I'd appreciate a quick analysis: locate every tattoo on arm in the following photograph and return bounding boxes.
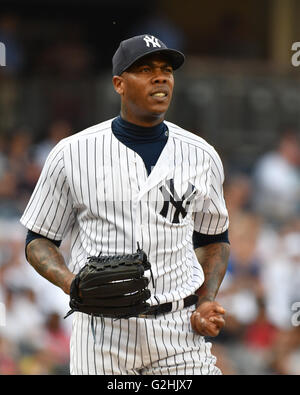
[194,242,230,304]
[26,238,74,295]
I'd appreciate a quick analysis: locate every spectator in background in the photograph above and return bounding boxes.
[0,169,18,217]
[0,127,40,217]
[270,326,300,375]
[0,287,44,351]
[217,296,280,375]
[221,175,262,328]
[261,230,300,330]
[243,298,278,366]
[218,212,263,326]
[224,173,253,220]
[0,135,7,179]
[6,128,33,174]
[7,129,40,202]
[41,311,70,373]
[252,130,300,225]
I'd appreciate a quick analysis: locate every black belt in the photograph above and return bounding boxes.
[139,294,198,317]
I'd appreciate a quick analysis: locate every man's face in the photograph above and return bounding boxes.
[113,53,174,125]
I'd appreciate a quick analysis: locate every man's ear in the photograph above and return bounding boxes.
[112,76,124,95]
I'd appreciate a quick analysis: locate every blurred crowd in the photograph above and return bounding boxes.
[213,129,300,375]
[0,120,73,374]
[0,117,299,375]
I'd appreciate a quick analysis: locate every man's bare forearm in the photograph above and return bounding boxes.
[26,238,75,295]
[194,242,230,305]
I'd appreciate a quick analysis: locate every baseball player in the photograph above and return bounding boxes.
[20,34,230,375]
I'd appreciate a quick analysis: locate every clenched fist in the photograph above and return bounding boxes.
[191,301,226,337]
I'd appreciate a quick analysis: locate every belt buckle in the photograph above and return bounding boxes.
[138,314,148,318]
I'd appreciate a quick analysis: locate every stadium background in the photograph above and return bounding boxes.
[0,0,299,375]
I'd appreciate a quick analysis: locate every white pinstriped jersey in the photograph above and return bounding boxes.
[20,118,229,374]
[20,118,229,307]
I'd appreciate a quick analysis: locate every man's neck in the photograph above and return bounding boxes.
[120,109,164,128]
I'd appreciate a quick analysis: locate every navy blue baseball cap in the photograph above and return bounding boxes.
[112,34,185,76]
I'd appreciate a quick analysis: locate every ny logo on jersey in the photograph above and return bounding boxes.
[143,35,161,48]
[159,179,196,223]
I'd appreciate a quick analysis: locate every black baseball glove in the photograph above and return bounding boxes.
[65,247,152,319]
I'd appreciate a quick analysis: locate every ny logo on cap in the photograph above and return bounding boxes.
[143,35,161,48]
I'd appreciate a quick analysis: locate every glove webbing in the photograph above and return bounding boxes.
[64,243,157,321]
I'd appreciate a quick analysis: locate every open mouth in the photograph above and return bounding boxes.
[151,92,168,98]
[150,90,169,101]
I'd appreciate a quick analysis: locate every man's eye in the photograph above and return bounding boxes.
[141,67,151,72]
[165,67,173,73]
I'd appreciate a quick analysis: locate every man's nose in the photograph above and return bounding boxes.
[152,69,167,84]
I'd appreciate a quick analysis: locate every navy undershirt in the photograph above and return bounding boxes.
[25,115,229,251]
[111,115,168,175]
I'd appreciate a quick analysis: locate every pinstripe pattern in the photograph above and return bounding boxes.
[70,308,221,375]
[20,118,228,375]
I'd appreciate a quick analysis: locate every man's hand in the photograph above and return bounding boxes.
[190,301,226,337]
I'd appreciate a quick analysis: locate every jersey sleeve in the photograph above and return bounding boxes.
[20,141,75,241]
[193,147,229,235]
